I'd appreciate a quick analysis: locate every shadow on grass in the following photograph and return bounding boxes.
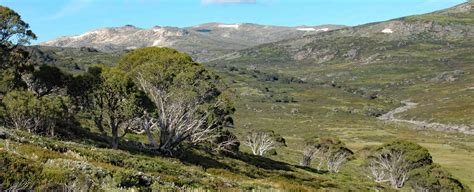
[295,165,329,174]
[58,127,292,173]
[176,149,232,170]
[230,152,292,171]
[59,125,162,156]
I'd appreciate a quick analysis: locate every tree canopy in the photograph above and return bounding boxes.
[118,47,235,152]
[118,47,193,72]
[0,6,36,47]
[365,140,435,189]
[89,65,142,149]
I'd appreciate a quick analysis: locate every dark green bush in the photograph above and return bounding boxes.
[117,169,153,189]
[0,152,42,190]
[410,164,469,192]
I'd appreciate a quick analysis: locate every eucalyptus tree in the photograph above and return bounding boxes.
[89,65,142,149]
[3,90,69,136]
[243,129,286,156]
[366,140,433,189]
[0,6,36,95]
[119,47,235,153]
[244,131,276,156]
[0,6,36,48]
[300,136,353,173]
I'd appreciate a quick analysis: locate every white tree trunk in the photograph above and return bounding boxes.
[243,131,276,156]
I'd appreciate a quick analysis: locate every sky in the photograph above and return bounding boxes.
[0,0,467,43]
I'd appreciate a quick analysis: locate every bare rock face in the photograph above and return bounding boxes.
[40,23,345,62]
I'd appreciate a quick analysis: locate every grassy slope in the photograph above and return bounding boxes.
[0,126,380,191]
[16,2,474,189]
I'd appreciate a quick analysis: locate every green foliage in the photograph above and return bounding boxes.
[118,47,235,151]
[409,164,469,192]
[0,6,36,72]
[120,47,227,107]
[3,90,39,131]
[89,65,142,149]
[364,140,444,189]
[116,169,153,189]
[212,129,240,155]
[66,69,101,109]
[30,65,69,97]
[0,69,25,95]
[372,140,433,169]
[0,151,42,190]
[2,90,71,136]
[0,6,36,47]
[301,136,353,172]
[118,47,193,72]
[124,48,223,102]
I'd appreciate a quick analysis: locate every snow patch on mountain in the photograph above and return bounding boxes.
[382,28,394,34]
[152,39,162,46]
[218,24,239,29]
[71,31,101,39]
[316,28,329,32]
[296,28,316,31]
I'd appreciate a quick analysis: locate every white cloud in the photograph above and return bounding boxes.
[202,0,256,5]
[49,0,92,20]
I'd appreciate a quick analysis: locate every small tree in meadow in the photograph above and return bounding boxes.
[365,140,433,189]
[300,136,353,173]
[243,130,286,156]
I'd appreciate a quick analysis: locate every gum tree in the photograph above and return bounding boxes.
[244,131,276,156]
[119,47,235,154]
[243,130,286,156]
[90,65,142,149]
[300,136,353,173]
[0,6,36,95]
[366,140,433,189]
[3,90,69,136]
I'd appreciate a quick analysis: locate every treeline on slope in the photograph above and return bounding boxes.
[0,5,470,191]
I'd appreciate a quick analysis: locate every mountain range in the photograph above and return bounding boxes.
[39,23,344,61]
[215,2,473,65]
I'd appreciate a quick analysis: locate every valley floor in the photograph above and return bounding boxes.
[229,82,474,189]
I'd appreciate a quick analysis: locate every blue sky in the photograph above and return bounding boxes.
[0,0,466,43]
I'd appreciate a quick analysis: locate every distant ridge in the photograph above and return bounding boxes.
[40,23,345,61]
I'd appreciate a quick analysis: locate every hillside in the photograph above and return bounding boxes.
[1,126,382,191]
[39,23,344,62]
[204,1,474,187]
[2,2,474,191]
[214,2,473,64]
[211,1,474,132]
